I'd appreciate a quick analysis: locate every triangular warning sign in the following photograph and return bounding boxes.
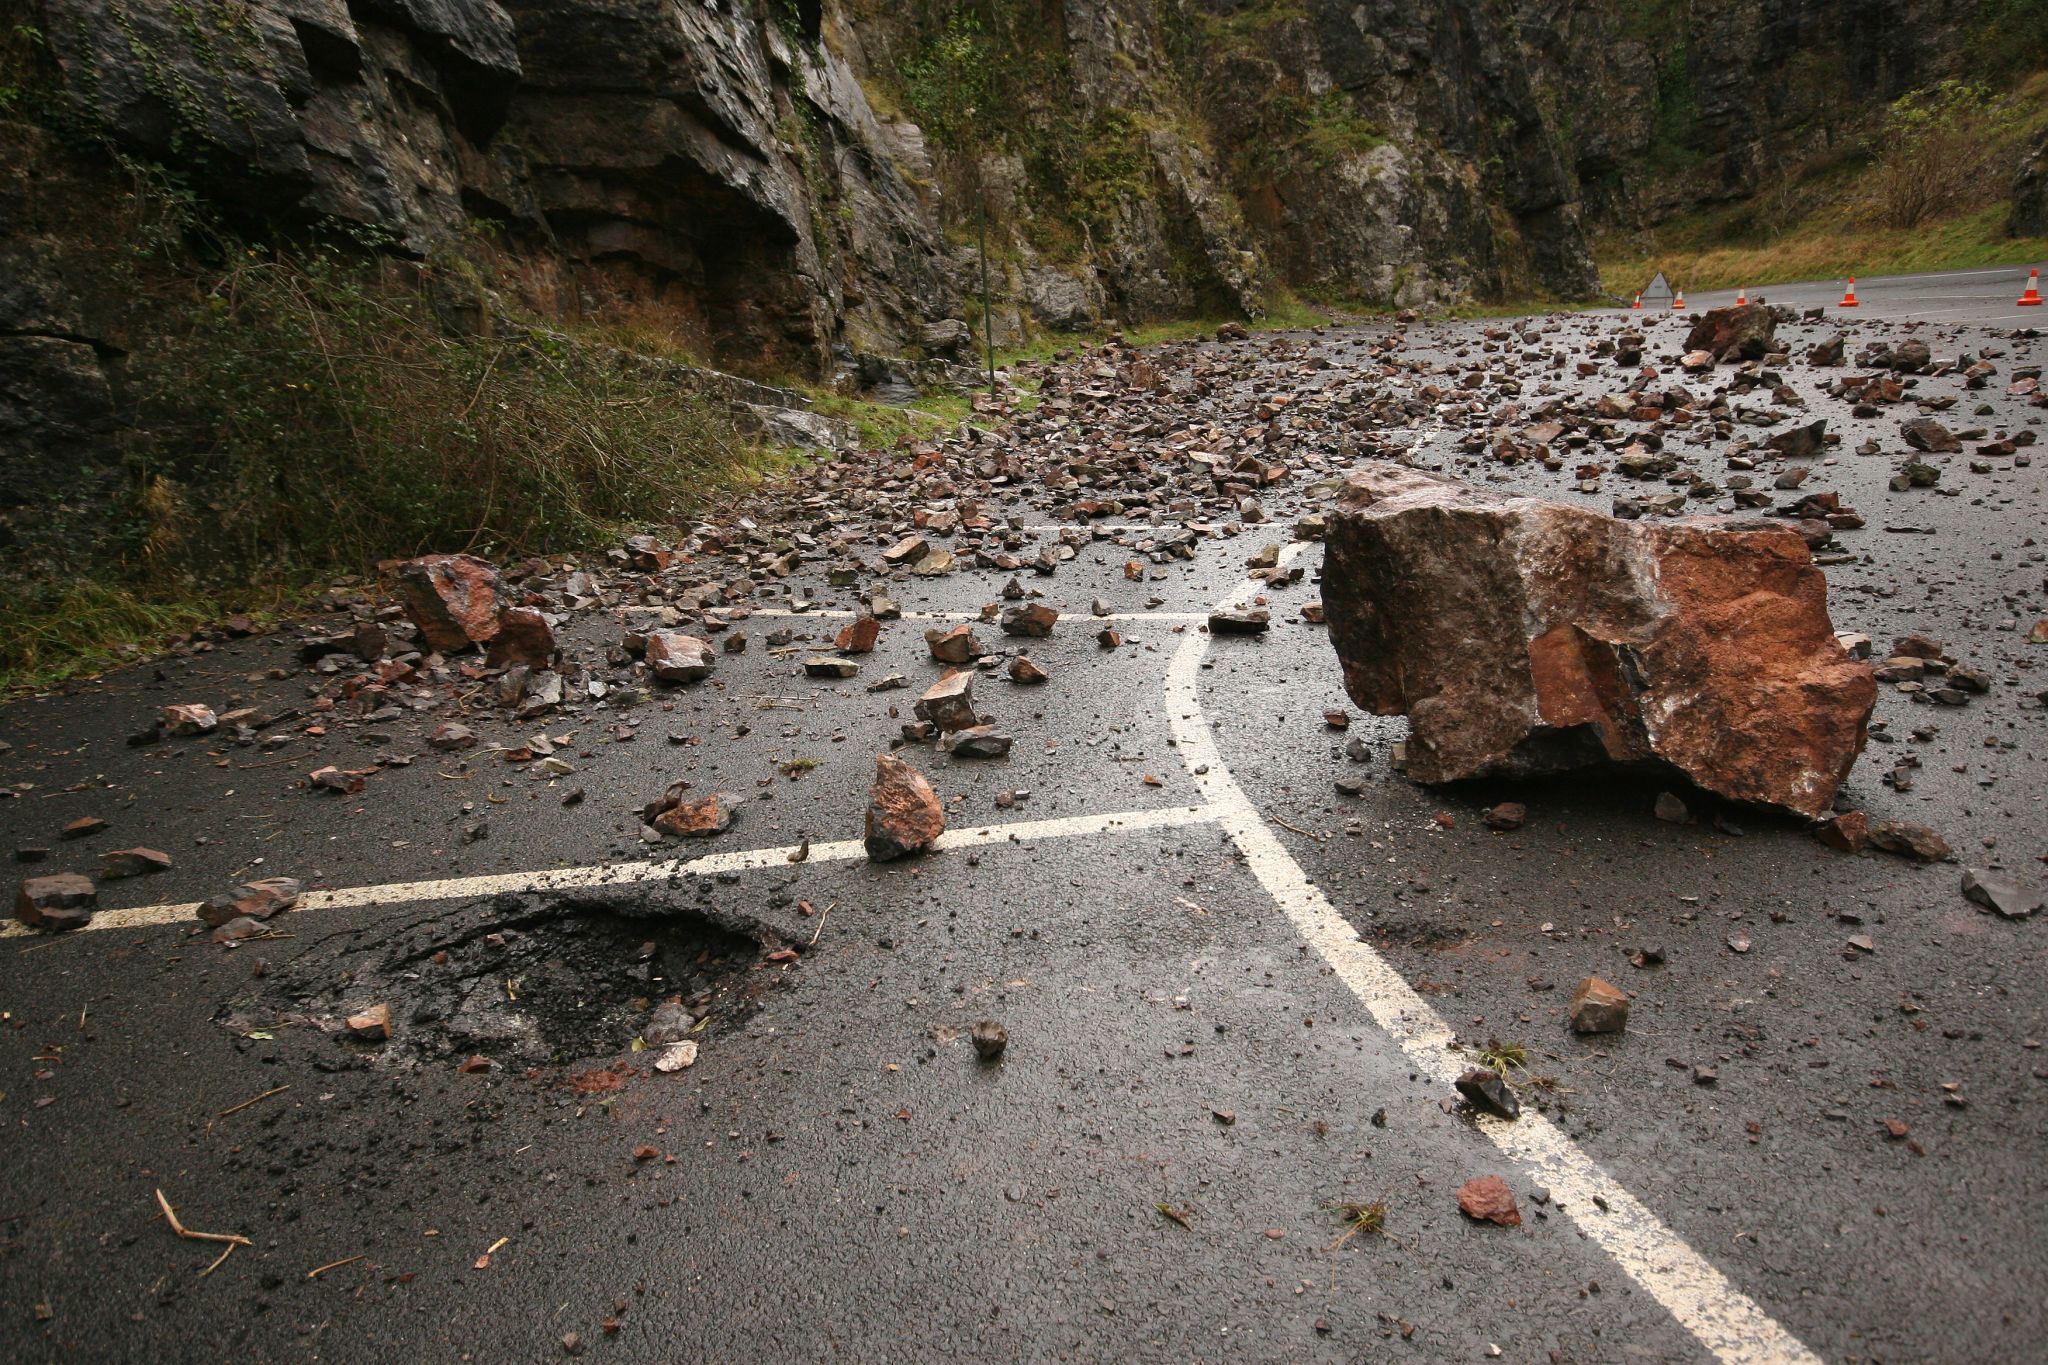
[1641,271,1673,305]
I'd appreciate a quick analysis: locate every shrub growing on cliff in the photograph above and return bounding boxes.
[1868,81,2026,229]
[128,251,746,579]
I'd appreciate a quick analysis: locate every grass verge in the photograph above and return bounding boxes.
[1598,203,2048,297]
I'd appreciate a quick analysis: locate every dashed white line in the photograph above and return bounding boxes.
[1164,544,1822,1365]
[4,804,1218,940]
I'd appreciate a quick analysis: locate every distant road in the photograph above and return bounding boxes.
[1627,262,2047,328]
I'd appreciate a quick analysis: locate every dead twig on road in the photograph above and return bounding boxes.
[217,1084,291,1118]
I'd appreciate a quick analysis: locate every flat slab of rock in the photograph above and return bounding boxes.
[1962,868,2039,918]
[1322,465,1875,819]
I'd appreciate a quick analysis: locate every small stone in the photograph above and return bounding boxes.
[1208,609,1270,635]
[1455,1067,1520,1120]
[98,847,172,879]
[1323,709,1349,729]
[645,632,715,684]
[654,793,740,838]
[15,873,96,930]
[971,1019,1008,1060]
[61,816,106,840]
[428,722,479,751]
[653,1040,699,1072]
[347,1004,391,1040]
[866,754,945,862]
[913,672,979,732]
[1961,869,2041,919]
[161,703,218,736]
[1456,1175,1522,1227]
[1653,792,1689,824]
[398,553,502,653]
[938,725,1013,759]
[198,877,302,928]
[1096,626,1121,648]
[485,607,556,670]
[644,1000,696,1045]
[1568,977,1630,1034]
[1869,821,1951,862]
[881,534,928,566]
[307,765,364,795]
[1008,656,1049,685]
[1001,603,1058,637]
[925,624,985,664]
[1483,802,1526,831]
[804,656,860,679]
[1814,810,1869,853]
[835,616,882,654]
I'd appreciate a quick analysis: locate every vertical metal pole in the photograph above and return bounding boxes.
[978,191,996,395]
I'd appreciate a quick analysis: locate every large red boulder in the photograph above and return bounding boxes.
[398,554,503,654]
[1322,465,1874,820]
[1683,303,1776,362]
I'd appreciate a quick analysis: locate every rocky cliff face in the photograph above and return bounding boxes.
[1514,0,2001,227]
[29,0,955,374]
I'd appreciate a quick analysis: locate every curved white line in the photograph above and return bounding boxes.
[1165,542,1821,1365]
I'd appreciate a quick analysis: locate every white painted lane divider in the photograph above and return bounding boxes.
[748,607,1207,623]
[1164,544,1822,1365]
[3,804,1218,941]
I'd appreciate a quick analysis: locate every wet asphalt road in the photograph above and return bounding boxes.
[1,284,2044,1364]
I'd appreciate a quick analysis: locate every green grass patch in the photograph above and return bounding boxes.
[1598,202,2048,297]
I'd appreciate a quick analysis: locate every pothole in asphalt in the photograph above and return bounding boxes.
[219,894,794,1071]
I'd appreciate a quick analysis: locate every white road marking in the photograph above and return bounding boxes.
[748,607,1207,623]
[3,804,1218,940]
[1163,544,1823,1365]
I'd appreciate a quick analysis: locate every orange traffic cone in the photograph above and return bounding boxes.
[1736,286,1748,306]
[1632,293,1643,310]
[2019,268,2044,306]
[1671,289,1686,311]
[1839,276,1860,308]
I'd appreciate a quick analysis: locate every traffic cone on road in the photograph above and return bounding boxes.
[2019,268,2044,306]
[1736,286,1748,306]
[1671,289,1686,311]
[1839,276,1860,308]
[1632,293,1642,310]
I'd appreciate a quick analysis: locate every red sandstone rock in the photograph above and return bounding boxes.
[1456,1176,1521,1227]
[654,792,739,838]
[865,754,944,862]
[645,631,715,684]
[16,873,96,930]
[925,624,985,664]
[399,554,503,653]
[1683,304,1776,362]
[1322,465,1874,820]
[835,616,882,654]
[486,606,557,670]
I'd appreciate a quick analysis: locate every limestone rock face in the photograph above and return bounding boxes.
[1322,466,1875,820]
